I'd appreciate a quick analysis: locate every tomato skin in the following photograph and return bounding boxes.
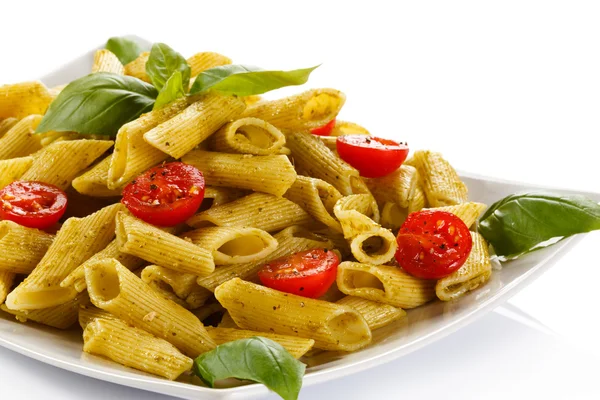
[336,135,409,178]
[0,181,68,230]
[310,119,336,136]
[121,162,205,227]
[394,210,472,279]
[258,249,340,298]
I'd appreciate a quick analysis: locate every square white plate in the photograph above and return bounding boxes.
[1,37,598,400]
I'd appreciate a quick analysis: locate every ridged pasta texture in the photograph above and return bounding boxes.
[426,202,487,229]
[364,165,418,209]
[0,156,34,189]
[1,293,88,329]
[215,278,372,351]
[141,265,212,310]
[0,115,43,160]
[83,318,193,380]
[91,49,125,74]
[123,52,150,82]
[187,52,232,77]
[336,296,406,330]
[0,81,53,119]
[72,156,122,197]
[84,258,216,357]
[211,117,286,155]
[78,304,120,329]
[0,221,54,274]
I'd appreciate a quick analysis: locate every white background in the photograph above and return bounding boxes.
[1,0,599,399]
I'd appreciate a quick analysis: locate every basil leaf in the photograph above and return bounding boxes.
[189,64,319,96]
[193,337,305,400]
[146,43,190,91]
[153,71,186,110]
[478,192,600,258]
[105,36,147,65]
[36,72,157,137]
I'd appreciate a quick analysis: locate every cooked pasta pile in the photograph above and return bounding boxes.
[0,47,492,382]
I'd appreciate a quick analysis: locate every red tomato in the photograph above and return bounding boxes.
[336,135,409,178]
[394,210,472,279]
[310,119,336,136]
[121,162,205,227]
[0,181,68,230]
[258,248,340,298]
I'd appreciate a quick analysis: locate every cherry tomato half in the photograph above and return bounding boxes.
[310,119,336,136]
[121,162,205,227]
[394,210,472,279]
[0,181,68,230]
[258,248,340,298]
[336,135,409,178]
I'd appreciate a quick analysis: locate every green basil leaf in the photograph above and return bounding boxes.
[146,43,190,91]
[193,337,305,400]
[189,64,319,96]
[153,71,186,110]
[478,192,600,258]
[36,72,157,137]
[105,36,147,65]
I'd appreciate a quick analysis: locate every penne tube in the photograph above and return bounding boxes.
[0,221,54,274]
[408,182,427,213]
[84,258,216,357]
[0,271,14,304]
[72,156,122,197]
[61,238,145,293]
[215,278,371,351]
[241,88,345,132]
[0,117,18,138]
[1,293,87,329]
[206,327,315,359]
[83,318,193,380]
[182,226,278,265]
[329,120,370,136]
[218,311,238,328]
[210,117,286,155]
[91,49,125,74]
[187,192,313,232]
[337,262,436,309]
[116,212,215,277]
[0,156,33,189]
[144,93,245,159]
[286,131,361,196]
[108,98,189,189]
[0,115,43,160]
[426,202,488,229]
[380,202,408,231]
[123,51,151,82]
[187,52,232,77]
[313,228,352,259]
[336,296,406,330]
[436,232,492,301]
[284,175,344,232]
[318,136,338,153]
[196,225,333,291]
[181,150,297,197]
[48,84,67,100]
[200,186,248,211]
[141,265,212,309]
[21,139,114,190]
[364,165,418,209]
[0,81,53,119]
[410,150,468,207]
[4,203,123,310]
[78,304,120,329]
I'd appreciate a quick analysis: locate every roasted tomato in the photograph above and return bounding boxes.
[0,181,68,229]
[336,135,409,178]
[121,162,205,226]
[310,119,336,136]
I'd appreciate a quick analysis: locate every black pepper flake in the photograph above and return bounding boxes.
[299,287,304,291]
[131,180,137,185]
[161,170,168,176]
[150,184,158,190]
[273,306,277,310]
[165,142,170,146]
[150,172,156,180]
[440,244,446,250]
[323,248,329,253]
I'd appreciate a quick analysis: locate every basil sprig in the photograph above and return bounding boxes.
[36,72,157,137]
[194,337,305,400]
[105,36,147,65]
[154,71,186,110]
[189,64,319,96]
[478,192,600,259]
[145,43,190,110]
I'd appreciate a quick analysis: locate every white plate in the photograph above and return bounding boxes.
[1,37,598,400]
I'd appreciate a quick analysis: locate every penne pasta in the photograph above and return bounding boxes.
[241,88,345,132]
[210,117,286,155]
[410,150,468,207]
[141,265,212,309]
[196,225,333,291]
[337,262,436,309]
[116,212,215,277]
[187,52,232,77]
[329,120,370,136]
[0,81,53,119]
[123,51,151,82]
[182,226,278,265]
[83,318,193,380]
[4,203,122,310]
[408,182,427,213]
[215,278,372,351]
[78,304,119,329]
[201,186,248,211]
[217,311,238,328]
[436,232,492,301]
[21,139,114,190]
[379,202,407,231]
[0,271,14,304]
[91,49,125,74]
[72,156,122,197]
[426,202,487,229]
[336,296,406,330]
[84,258,216,357]
[364,165,418,209]
[0,221,54,274]
[284,175,344,232]
[143,93,246,159]
[0,293,87,329]
[0,117,18,138]
[187,192,314,232]
[206,327,315,359]
[181,150,297,196]
[0,115,43,160]
[0,156,33,189]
